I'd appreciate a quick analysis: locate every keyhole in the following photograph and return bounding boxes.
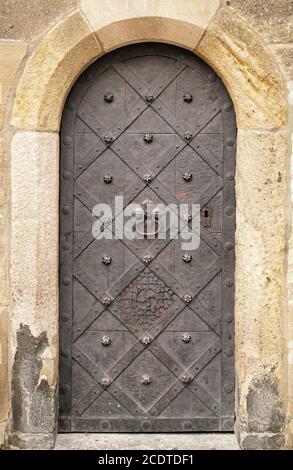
[143,212,159,238]
[203,208,209,217]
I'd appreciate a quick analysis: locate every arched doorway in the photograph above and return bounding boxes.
[59,43,236,433]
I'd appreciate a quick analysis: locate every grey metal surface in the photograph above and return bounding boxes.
[59,43,236,433]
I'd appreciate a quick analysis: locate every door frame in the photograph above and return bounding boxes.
[8,7,289,449]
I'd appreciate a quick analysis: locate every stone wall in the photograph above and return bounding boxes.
[0,0,292,449]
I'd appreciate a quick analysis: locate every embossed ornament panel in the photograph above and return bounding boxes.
[59,44,236,433]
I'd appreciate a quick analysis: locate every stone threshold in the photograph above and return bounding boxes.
[54,433,239,450]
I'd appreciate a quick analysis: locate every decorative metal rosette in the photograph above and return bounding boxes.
[183,294,192,303]
[143,173,152,183]
[182,171,192,182]
[142,253,152,264]
[145,93,154,102]
[181,374,192,384]
[102,256,112,265]
[144,133,153,143]
[101,335,111,346]
[102,297,111,307]
[103,173,113,184]
[104,92,114,103]
[181,333,191,343]
[100,377,112,388]
[141,335,151,345]
[183,93,193,103]
[104,135,113,144]
[184,131,193,141]
[183,213,192,223]
[182,253,192,263]
[142,374,151,385]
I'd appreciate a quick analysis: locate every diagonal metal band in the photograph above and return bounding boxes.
[148,339,221,417]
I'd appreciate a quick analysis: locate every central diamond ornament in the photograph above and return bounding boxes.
[114,268,175,331]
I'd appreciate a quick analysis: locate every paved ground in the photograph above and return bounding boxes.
[54,433,239,450]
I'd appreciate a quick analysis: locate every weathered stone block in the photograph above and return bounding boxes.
[270,46,293,82]
[196,8,287,129]
[0,42,27,129]
[227,0,293,44]
[11,132,59,383]
[0,0,78,40]
[11,12,102,131]
[235,129,287,432]
[81,0,220,31]
[82,0,220,52]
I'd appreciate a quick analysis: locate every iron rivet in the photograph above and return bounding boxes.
[225,206,234,216]
[62,243,70,251]
[182,253,192,263]
[63,171,71,180]
[225,313,233,323]
[226,172,234,181]
[104,174,113,184]
[225,279,233,287]
[226,138,234,147]
[182,333,191,343]
[144,133,153,143]
[62,277,70,286]
[223,418,234,430]
[224,384,233,393]
[104,135,113,144]
[78,164,82,169]
[183,93,193,103]
[102,256,112,265]
[104,92,114,103]
[183,171,192,182]
[101,335,111,346]
[141,420,151,430]
[183,421,192,430]
[225,242,234,251]
[143,173,152,183]
[62,205,70,215]
[142,374,151,384]
[63,137,72,146]
[184,131,193,141]
[225,348,233,357]
[208,73,217,82]
[223,102,232,112]
[145,92,154,102]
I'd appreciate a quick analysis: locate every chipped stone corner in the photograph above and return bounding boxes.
[246,376,286,434]
[235,423,286,450]
[235,374,287,449]
[8,324,57,450]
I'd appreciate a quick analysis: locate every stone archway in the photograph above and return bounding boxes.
[8,3,288,449]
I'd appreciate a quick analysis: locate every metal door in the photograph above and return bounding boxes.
[59,44,236,432]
